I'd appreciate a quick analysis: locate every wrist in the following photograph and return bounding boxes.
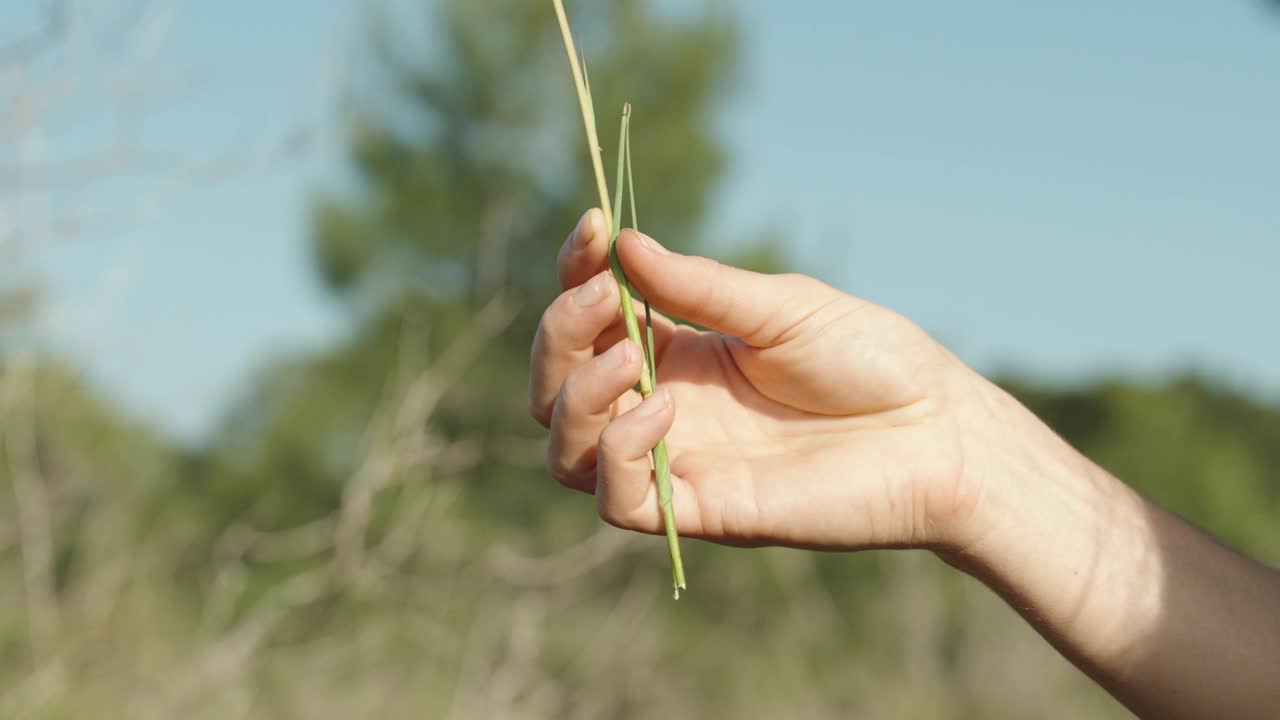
[938,373,1163,672]
[938,372,1106,561]
[935,373,1280,717]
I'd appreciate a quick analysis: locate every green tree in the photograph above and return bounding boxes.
[313,0,737,302]
[196,0,746,539]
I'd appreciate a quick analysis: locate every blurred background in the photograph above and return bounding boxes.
[1,0,1278,717]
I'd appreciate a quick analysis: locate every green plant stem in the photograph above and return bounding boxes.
[614,106,685,597]
[552,3,686,597]
[551,0,613,229]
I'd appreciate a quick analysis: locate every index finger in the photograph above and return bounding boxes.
[557,208,612,291]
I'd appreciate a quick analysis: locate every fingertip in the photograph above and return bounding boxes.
[630,386,673,419]
[579,208,605,250]
[616,228,660,263]
[597,336,643,374]
[570,269,617,309]
[598,388,673,459]
[615,232,822,347]
[632,229,671,255]
[559,209,612,290]
[616,229,685,292]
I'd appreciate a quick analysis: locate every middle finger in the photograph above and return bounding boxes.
[546,338,644,492]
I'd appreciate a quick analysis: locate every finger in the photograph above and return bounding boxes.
[529,270,620,428]
[557,208,611,291]
[615,229,850,348]
[545,339,644,493]
[595,388,677,531]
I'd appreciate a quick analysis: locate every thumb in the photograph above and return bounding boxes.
[615,229,837,348]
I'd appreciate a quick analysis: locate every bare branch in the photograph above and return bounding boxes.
[331,296,516,586]
[487,526,636,588]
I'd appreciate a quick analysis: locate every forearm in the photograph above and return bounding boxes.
[947,380,1280,719]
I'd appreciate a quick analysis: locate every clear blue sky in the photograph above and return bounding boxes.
[15,0,1280,440]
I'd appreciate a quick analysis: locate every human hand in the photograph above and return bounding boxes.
[529,209,1015,553]
[531,210,1280,719]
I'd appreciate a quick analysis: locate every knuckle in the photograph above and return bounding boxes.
[596,423,626,463]
[528,396,551,428]
[536,305,552,339]
[543,442,576,489]
[596,502,624,529]
[557,370,587,412]
[542,290,574,331]
[595,489,633,530]
[533,291,580,352]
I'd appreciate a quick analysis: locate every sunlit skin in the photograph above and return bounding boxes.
[531,209,983,552]
[530,208,1280,720]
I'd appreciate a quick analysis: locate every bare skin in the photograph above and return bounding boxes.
[529,209,1280,719]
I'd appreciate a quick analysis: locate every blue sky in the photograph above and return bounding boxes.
[12,0,1280,440]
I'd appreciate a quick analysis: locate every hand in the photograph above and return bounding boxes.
[531,209,1280,718]
[530,209,994,552]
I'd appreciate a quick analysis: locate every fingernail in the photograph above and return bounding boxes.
[598,340,634,370]
[574,210,597,250]
[573,272,611,307]
[632,388,670,417]
[635,231,670,255]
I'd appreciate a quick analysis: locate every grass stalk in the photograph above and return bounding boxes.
[551,1,686,597]
[551,0,613,230]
